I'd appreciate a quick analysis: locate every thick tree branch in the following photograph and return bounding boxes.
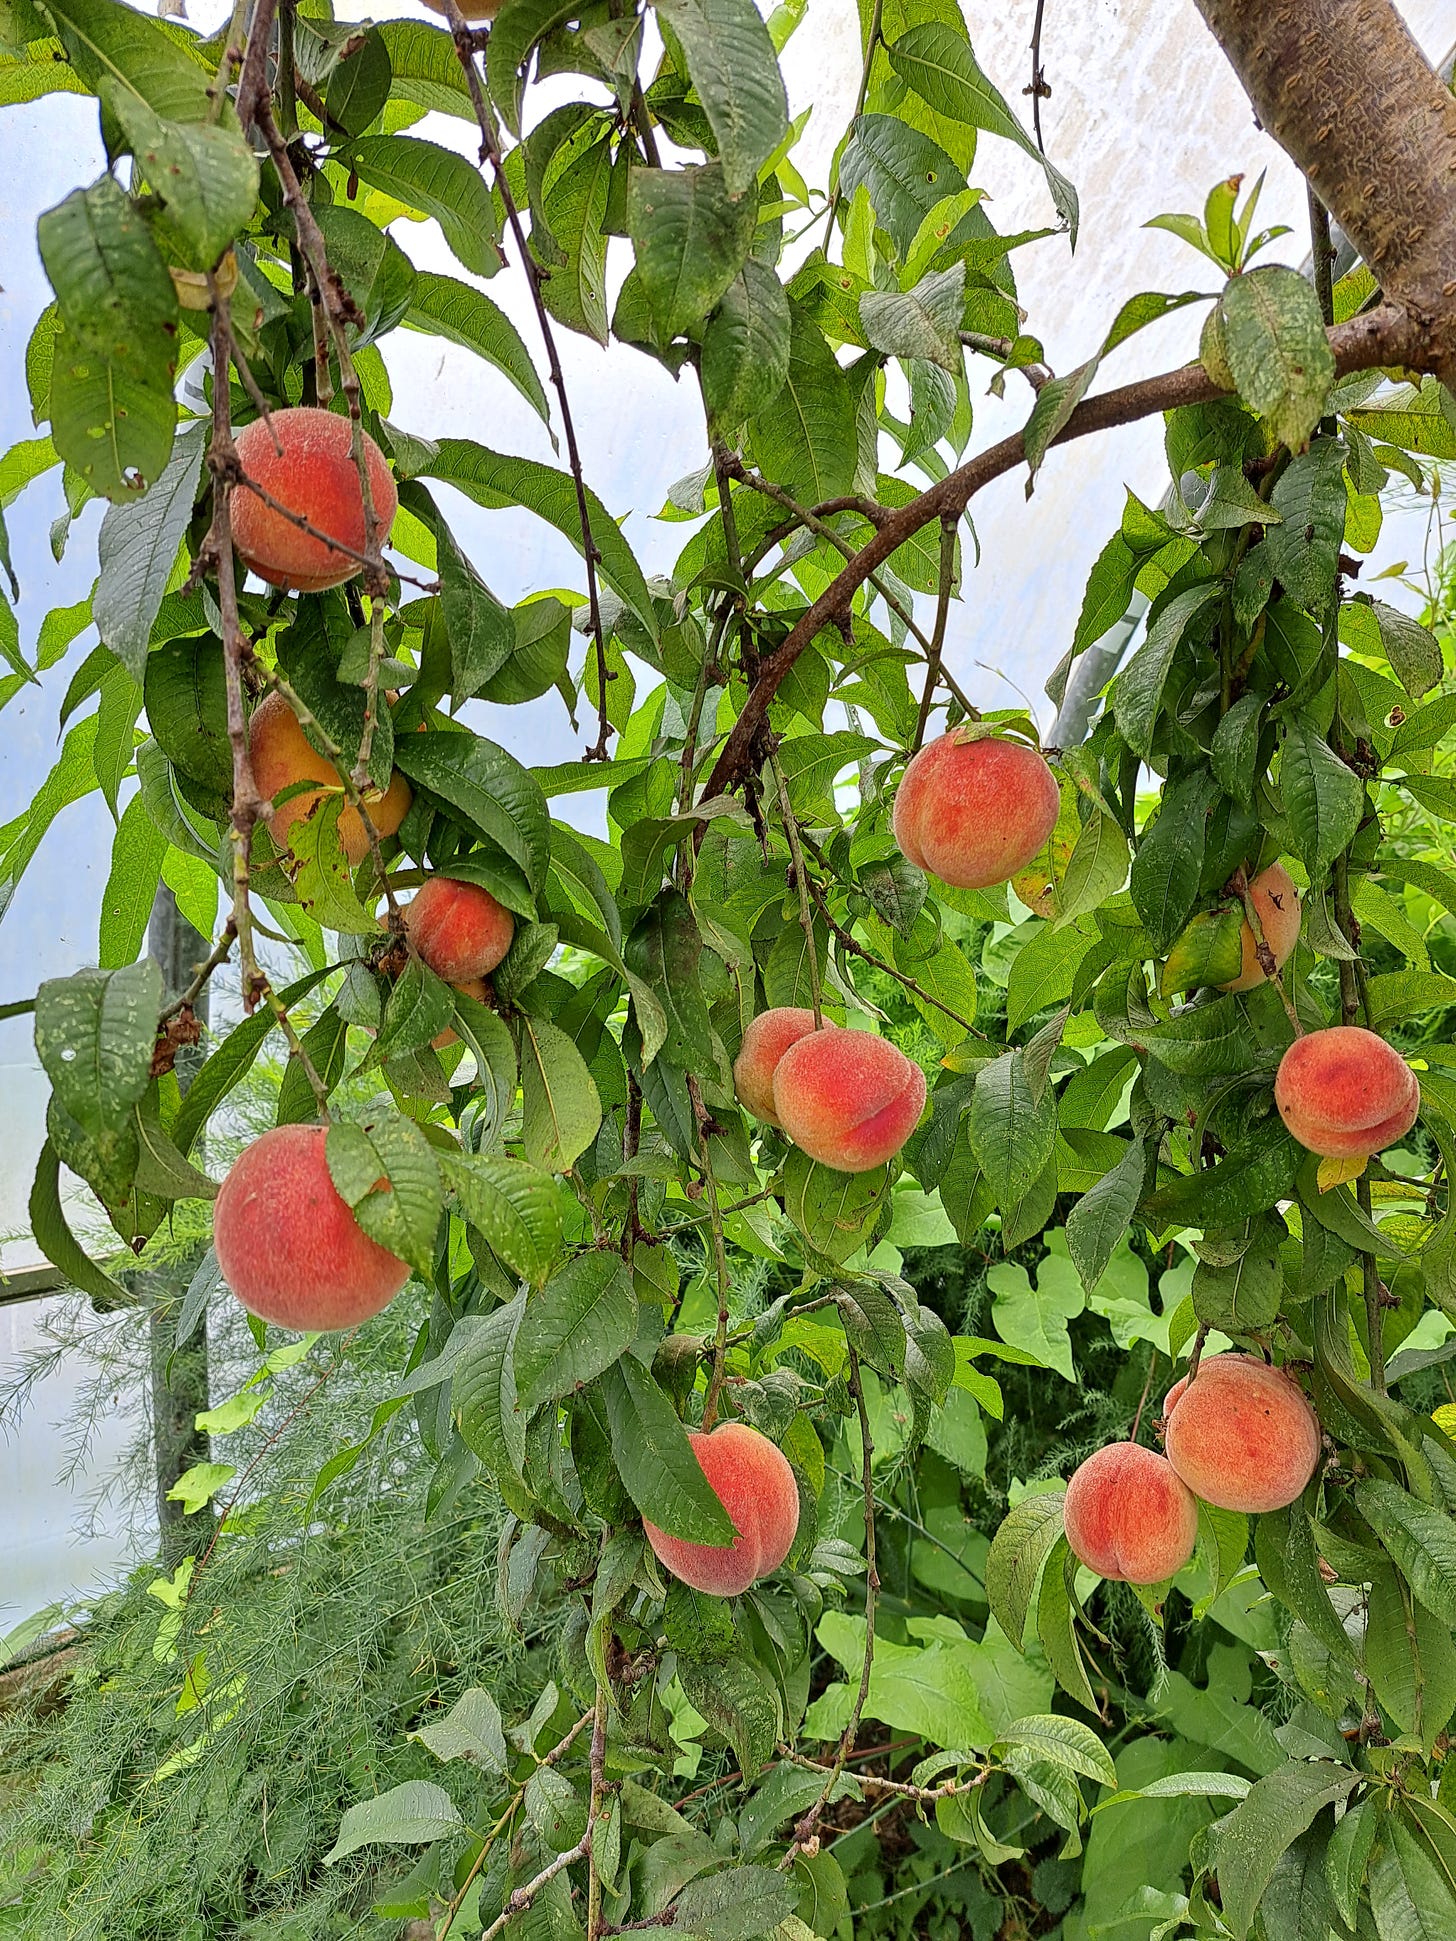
[702,305,1422,799]
[1191,0,1456,383]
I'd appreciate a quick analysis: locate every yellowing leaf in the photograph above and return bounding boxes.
[1317,1153,1367,1193]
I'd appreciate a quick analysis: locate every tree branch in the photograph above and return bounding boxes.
[701,305,1424,800]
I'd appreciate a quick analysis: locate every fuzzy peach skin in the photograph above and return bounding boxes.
[733,1008,838,1126]
[213,1124,411,1331]
[232,407,398,592]
[405,877,515,983]
[1220,862,1302,993]
[1273,1025,1420,1160]
[421,0,502,16]
[1062,1442,1200,1585]
[892,733,1061,890]
[249,690,411,866]
[772,1028,927,1173]
[643,1422,800,1596]
[1163,1354,1321,1514]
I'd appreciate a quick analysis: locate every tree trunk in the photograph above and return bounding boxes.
[147,886,213,1563]
[1191,0,1456,381]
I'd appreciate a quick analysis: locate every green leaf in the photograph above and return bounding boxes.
[34,959,160,1191]
[441,1152,562,1288]
[671,1865,799,1941]
[309,204,416,347]
[42,0,216,126]
[628,161,756,344]
[1160,905,1245,997]
[486,0,578,136]
[994,1714,1116,1790]
[985,1490,1067,1647]
[1036,1537,1099,1711]
[654,0,789,195]
[782,1153,893,1267]
[452,1301,527,1482]
[1217,266,1335,451]
[170,967,334,1157]
[1356,1480,1456,1628]
[1369,1817,1456,1941]
[1065,1138,1145,1295]
[1213,1762,1359,1939]
[1130,767,1218,949]
[701,257,791,427]
[392,730,550,893]
[345,134,500,280]
[1211,690,1265,805]
[860,263,965,373]
[747,304,856,505]
[538,135,612,345]
[1113,582,1221,757]
[601,1352,735,1545]
[1071,532,1138,656]
[38,175,177,388]
[678,1654,779,1780]
[988,1252,1083,1383]
[374,957,453,1065]
[324,1779,462,1864]
[1266,439,1347,621]
[517,1014,602,1172]
[48,321,176,502]
[417,440,658,647]
[325,1114,442,1278]
[94,424,206,681]
[623,891,717,1068]
[405,271,551,427]
[886,22,1078,243]
[969,1050,1058,1205]
[166,1460,235,1513]
[837,114,966,260]
[1056,815,1129,929]
[105,95,259,266]
[98,792,165,969]
[409,1688,509,1774]
[513,1253,638,1411]
[1280,715,1363,878]
[28,1138,130,1307]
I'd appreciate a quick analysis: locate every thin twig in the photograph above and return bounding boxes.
[769,748,822,1028]
[911,517,959,753]
[157,919,238,1026]
[785,1342,878,1861]
[1025,0,1050,153]
[689,1074,733,1431]
[437,0,612,760]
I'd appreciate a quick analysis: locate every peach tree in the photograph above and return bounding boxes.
[5,0,1456,1935]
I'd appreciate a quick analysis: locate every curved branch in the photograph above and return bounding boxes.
[701,304,1424,799]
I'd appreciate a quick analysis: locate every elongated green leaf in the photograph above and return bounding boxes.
[98,791,165,968]
[49,321,176,501]
[985,1489,1066,1646]
[994,1714,1116,1790]
[1217,266,1335,453]
[601,1352,735,1545]
[35,958,160,1161]
[345,134,500,279]
[517,1014,602,1172]
[837,114,965,260]
[513,1252,638,1411]
[38,175,177,387]
[887,22,1078,242]
[392,731,550,893]
[417,440,658,646]
[1356,1479,1456,1628]
[93,422,205,680]
[1213,1762,1359,1939]
[405,271,550,426]
[1113,582,1221,757]
[28,1138,130,1306]
[105,93,259,265]
[1281,715,1363,877]
[969,1050,1057,1205]
[42,0,216,125]
[859,263,965,373]
[326,1114,441,1278]
[324,1780,462,1864]
[442,1151,562,1287]
[1065,1138,1144,1295]
[452,1300,527,1481]
[701,257,791,427]
[627,162,756,343]
[655,0,789,195]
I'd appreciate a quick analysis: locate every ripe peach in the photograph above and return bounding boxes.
[733,1008,837,1126]
[1220,863,1301,993]
[1273,1026,1419,1160]
[232,406,397,592]
[643,1421,800,1597]
[1162,1353,1321,1514]
[249,690,411,866]
[772,1029,926,1173]
[213,1123,411,1331]
[421,0,502,16]
[892,733,1061,890]
[405,877,515,983]
[1062,1442,1199,1585]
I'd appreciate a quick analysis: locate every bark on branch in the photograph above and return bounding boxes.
[702,305,1422,798]
[1191,0,1456,384]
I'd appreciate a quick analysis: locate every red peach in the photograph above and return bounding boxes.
[643,1422,800,1596]
[1163,1353,1321,1514]
[892,734,1061,890]
[213,1123,411,1331]
[232,406,397,592]
[405,877,515,983]
[733,1008,838,1126]
[1062,1442,1200,1584]
[249,690,411,867]
[1220,863,1302,994]
[772,1029,926,1173]
[421,0,502,15]
[1274,1026,1419,1160]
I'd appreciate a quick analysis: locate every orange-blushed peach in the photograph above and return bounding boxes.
[733,1007,837,1126]
[772,1029,926,1173]
[1062,1442,1200,1584]
[232,406,397,592]
[643,1422,800,1597]
[249,691,411,867]
[1220,862,1301,994]
[1274,1026,1419,1160]
[1163,1353,1321,1513]
[892,733,1060,890]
